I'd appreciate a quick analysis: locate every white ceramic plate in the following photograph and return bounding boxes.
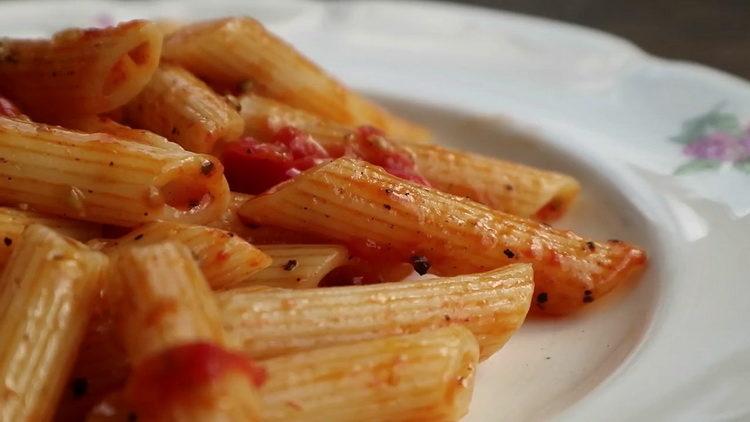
[3,1,749,420]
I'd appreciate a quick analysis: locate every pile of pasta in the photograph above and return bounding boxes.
[0,18,647,421]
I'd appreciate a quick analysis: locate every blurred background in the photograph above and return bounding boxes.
[433,0,750,80]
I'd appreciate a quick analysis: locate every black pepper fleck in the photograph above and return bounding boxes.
[410,255,431,275]
[503,248,515,259]
[108,161,114,167]
[536,292,548,304]
[134,234,144,241]
[283,259,298,271]
[70,377,88,398]
[200,161,215,176]
[586,241,596,252]
[383,204,391,210]
[3,237,11,247]
[444,315,451,321]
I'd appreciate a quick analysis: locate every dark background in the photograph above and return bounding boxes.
[436,0,750,81]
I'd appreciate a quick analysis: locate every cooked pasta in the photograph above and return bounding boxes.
[0,117,230,226]
[220,264,533,359]
[100,221,271,289]
[238,244,349,288]
[123,64,244,153]
[112,241,263,421]
[0,20,162,119]
[59,115,184,150]
[238,93,579,220]
[402,142,581,221]
[260,326,479,422]
[239,158,647,315]
[0,225,106,421]
[0,15,650,421]
[0,206,101,268]
[163,18,431,142]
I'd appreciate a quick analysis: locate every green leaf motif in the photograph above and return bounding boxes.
[733,159,750,174]
[674,159,721,175]
[670,104,741,144]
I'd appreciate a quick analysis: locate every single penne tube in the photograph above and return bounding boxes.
[239,158,647,315]
[219,264,532,360]
[238,93,352,147]
[123,64,244,153]
[113,241,263,421]
[405,142,581,221]
[0,206,101,268]
[0,225,107,422]
[0,20,162,119]
[101,221,271,289]
[260,326,479,422]
[208,192,327,244]
[113,241,228,360]
[0,117,229,226]
[238,244,349,289]
[58,115,184,150]
[163,18,431,142]
[238,94,578,220]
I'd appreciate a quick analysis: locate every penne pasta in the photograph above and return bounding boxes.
[239,158,647,315]
[85,327,477,422]
[405,142,581,221]
[0,116,229,226]
[112,241,228,360]
[0,225,107,421]
[220,264,532,360]
[0,21,162,119]
[208,192,326,244]
[239,244,349,289]
[112,241,263,421]
[123,64,244,153]
[163,18,431,142]
[260,326,479,422]
[101,221,271,290]
[0,205,101,268]
[238,94,579,220]
[59,115,184,150]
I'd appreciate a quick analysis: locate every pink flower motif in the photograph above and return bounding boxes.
[683,132,750,162]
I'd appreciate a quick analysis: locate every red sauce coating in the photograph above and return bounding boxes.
[125,342,266,412]
[345,126,430,186]
[221,131,330,194]
[221,125,428,195]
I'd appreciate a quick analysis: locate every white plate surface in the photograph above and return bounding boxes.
[2,1,749,420]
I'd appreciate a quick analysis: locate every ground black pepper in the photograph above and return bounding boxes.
[70,377,88,398]
[410,255,431,275]
[503,248,515,259]
[3,237,11,247]
[536,292,548,304]
[283,259,298,271]
[200,161,215,176]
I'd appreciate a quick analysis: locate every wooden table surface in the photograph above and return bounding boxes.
[437,0,750,81]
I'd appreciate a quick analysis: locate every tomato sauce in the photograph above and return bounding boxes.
[221,125,428,195]
[125,342,266,412]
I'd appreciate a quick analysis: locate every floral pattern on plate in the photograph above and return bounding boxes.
[673,104,750,175]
